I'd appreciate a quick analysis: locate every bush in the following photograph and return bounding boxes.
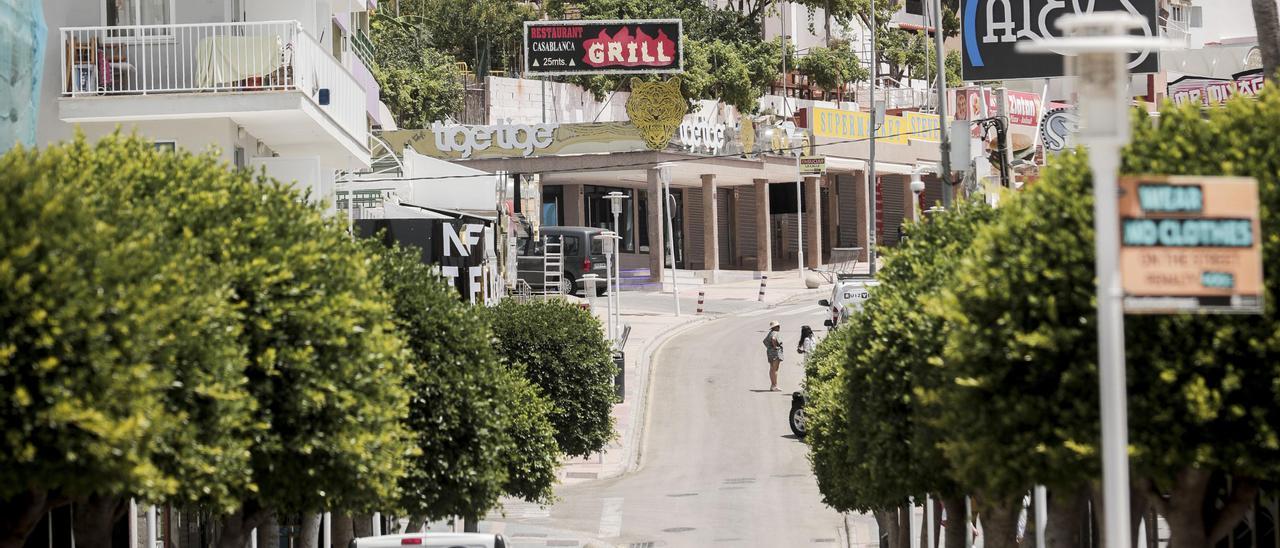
[485,299,617,458]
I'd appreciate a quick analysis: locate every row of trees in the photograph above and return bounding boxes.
[0,135,619,547]
[806,90,1280,548]
[369,0,961,127]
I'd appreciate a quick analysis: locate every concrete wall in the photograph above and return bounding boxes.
[486,76,632,124]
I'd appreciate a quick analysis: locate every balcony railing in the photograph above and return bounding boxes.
[60,20,366,146]
[351,30,376,72]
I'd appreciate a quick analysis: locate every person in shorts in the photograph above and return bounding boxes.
[763,320,783,391]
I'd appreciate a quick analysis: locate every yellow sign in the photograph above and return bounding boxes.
[810,107,941,145]
[625,77,687,150]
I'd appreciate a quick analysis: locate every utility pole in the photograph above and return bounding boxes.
[867,1,879,277]
[931,0,952,207]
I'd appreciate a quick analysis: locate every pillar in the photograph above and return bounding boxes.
[702,174,719,274]
[563,183,585,226]
[804,175,822,269]
[855,170,870,263]
[647,168,665,283]
[753,178,773,272]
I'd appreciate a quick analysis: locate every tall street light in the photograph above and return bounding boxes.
[793,133,805,279]
[1019,15,1173,548]
[604,191,629,340]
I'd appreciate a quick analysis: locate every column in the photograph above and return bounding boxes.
[753,178,773,272]
[855,170,870,263]
[647,168,665,283]
[701,174,719,274]
[563,184,585,226]
[804,175,822,269]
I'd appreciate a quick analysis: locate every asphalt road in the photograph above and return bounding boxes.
[492,300,862,547]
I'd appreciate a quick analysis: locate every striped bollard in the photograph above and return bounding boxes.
[697,290,705,315]
[758,275,768,302]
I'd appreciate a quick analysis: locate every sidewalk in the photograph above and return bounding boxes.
[555,269,830,486]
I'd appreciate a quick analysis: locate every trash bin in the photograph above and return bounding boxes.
[612,352,625,402]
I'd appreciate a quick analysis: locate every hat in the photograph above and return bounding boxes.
[769,320,780,329]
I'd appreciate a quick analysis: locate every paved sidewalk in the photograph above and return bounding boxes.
[555,268,832,486]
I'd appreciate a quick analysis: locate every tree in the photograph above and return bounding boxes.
[88,138,415,547]
[389,0,537,78]
[1253,0,1280,80]
[372,12,466,127]
[495,363,561,505]
[796,40,870,100]
[485,300,617,459]
[0,136,254,548]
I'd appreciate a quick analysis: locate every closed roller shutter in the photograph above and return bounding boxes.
[685,189,705,269]
[836,174,859,248]
[718,188,733,267]
[925,175,943,210]
[737,186,758,268]
[880,175,906,247]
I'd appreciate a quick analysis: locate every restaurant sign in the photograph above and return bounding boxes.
[1120,175,1264,314]
[809,107,941,145]
[524,19,683,76]
[380,122,649,160]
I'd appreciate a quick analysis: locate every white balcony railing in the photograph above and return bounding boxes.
[60,20,366,147]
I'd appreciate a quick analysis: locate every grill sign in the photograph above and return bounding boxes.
[1119,176,1264,314]
[960,0,1158,81]
[525,19,683,76]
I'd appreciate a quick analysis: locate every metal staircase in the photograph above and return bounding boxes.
[542,236,564,296]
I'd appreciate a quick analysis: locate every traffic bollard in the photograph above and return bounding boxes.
[697,290,705,314]
[758,275,768,302]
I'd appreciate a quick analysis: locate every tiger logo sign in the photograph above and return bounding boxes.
[625,77,686,151]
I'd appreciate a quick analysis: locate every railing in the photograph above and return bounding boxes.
[60,20,366,146]
[351,30,376,71]
[1160,16,1192,45]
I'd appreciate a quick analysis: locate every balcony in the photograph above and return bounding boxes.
[58,21,369,167]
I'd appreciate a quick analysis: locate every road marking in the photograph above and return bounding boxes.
[738,307,774,318]
[597,497,624,538]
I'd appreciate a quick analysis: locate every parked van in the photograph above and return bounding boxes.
[349,532,506,548]
[516,226,611,296]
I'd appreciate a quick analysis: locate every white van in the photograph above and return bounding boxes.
[349,533,507,548]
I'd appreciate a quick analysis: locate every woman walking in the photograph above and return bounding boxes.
[797,325,817,356]
[763,320,784,391]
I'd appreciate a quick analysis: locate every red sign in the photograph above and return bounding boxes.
[1169,70,1266,107]
[525,20,683,76]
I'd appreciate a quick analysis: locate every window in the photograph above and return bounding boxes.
[563,236,581,257]
[233,146,246,169]
[152,140,176,153]
[583,185,636,253]
[105,0,173,26]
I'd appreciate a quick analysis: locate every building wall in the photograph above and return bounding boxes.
[486,76,631,124]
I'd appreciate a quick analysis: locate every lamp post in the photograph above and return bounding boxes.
[604,192,628,340]
[909,167,926,222]
[1018,15,1172,548]
[793,134,805,278]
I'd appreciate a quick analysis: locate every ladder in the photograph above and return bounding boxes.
[542,236,564,296]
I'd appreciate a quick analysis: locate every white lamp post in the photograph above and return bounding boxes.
[793,134,806,278]
[1019,15,1173,548]
[604,192,628,340]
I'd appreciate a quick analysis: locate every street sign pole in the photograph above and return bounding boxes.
[931,0,951,208]
[1019,15,1171,548]
[796,149,804,279]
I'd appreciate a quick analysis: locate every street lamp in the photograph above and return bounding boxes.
[1018,15,1174,548]
[595,230,621,343]
[792,133,806,279]
[603,191,628,339]
[909,167,926,222]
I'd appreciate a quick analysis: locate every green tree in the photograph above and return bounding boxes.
[496,363,561,505]
[796,40,869,100]
[84,137,415,547]
[371,12,465,128]
[0,136,254,548]
[485,300,617,458]
[388,0,537,78]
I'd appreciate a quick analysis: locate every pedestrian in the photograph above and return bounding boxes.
[763,320,784,391]
[797,325,816,356]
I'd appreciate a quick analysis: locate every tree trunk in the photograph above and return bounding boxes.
[1208,477,1259,545]
[0,488,57,548]
[943,497,969,548]
[1046,486,1089,548]
[825,0,833,46]
[332,514,355,548]
[256,512,279,548]
[216,500,271,548]
[464,514,480,533]
[299,513,322,548]
[405,515,427,534]
[979,495,1023,548]
[876,509,901,548]
[72,495,129,548]
[352,513,373,537]
[901,505,913,548]
[1163,468,1211,548]
[1252,0,1280,80]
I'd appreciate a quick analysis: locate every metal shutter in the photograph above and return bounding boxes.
[717,188,733,267]
[836,174,859,248]
[684,189,705,269]
[737,186,758,268]
[880,175,906,247]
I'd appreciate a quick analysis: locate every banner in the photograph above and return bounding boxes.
[960,0,1159,81]
[524,19,683,76]
[356,218,494,304]
[809,107,942,145]
[381,121,649,160]
[1168,70,1267,107]
[953,88,1044,157]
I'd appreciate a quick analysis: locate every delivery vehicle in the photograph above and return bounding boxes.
[516,226,611,296]
[818,277,880,327]
[349,532,507,548]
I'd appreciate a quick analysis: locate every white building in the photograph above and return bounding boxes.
[35,0,384,205]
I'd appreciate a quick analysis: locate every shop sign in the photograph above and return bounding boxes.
[953,88,1045,157]
[961,0,1159,81]
[626,77,687,150]
[524,19,683,76]
[676,117,727,154]
[799,156,826,175]
[1040,106,1079,154]
[356,218,496,304]
[381,122,649,160]
[903,111,942,142]
[810,107,924,145]
[1169,70,1267,107]
[1119,175,1264,314]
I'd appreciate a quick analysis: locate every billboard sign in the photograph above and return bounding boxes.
[1168,70,1267,107]
[524,19,683,76]
[961,0,1159,81]
[799,156,827,175]
[1119,176,1264,314]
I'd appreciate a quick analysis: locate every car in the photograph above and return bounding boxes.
[516,226,611,296]
[349,532,507,548]
[818,277,880,327]
[789,390,807,438]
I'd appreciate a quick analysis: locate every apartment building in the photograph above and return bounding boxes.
[34,0,384,206]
